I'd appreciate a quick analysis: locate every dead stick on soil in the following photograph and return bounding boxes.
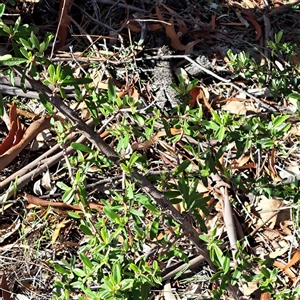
[18,71,240,298]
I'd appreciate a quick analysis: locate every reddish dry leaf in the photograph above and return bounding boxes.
[284,247,300,271]
[0,103,24,155]
[189,86,212,113]
[6,103,37,120]
[26,193,102,211]
[176,18,189,38]
[156,6,199,50]
[56,0,74,49]
[242,14,262,40]
[1,272,12,300]
[273,260,296,282]
[131,140,153,151]
[160,3,176,14]
[260,292,271,300]
[268,148,281,181]
[0,116,51,171]
[211,14,216,29]
[125,22,141,33]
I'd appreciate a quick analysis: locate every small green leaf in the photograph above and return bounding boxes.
[104,206,119,222]
[135,114,145,126]
[1,57,27,66]
[79,224,93,236]
[19,38,31,49]
[150,217,159,240]
[0,4,5,18]
[0,54,12,61]
[73,268,85,277]
[288,93,300,100]
[272,115,289,128]
[62,188,74,204]
[71,142,93,153]
[39,93,53,113]
[57,181,70,191]
[108,79,116,102]
[202,120,219,130]
[61,77,92,86]
[129,208,144,217]
[48,64,55,79]
[112,261,122,284]
[129,263,140,273]
[79,252,93,269]
[0,93,3,117]
[19,47,29,59]
[68,211,82,219]
[54,264,71,274]
[30,31,40,49]
[174,160,191,175]
[212,110,222,125]
[217,126,226,142]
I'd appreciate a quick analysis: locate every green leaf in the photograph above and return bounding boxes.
[135,114,145,126]
[259,138,274,149]
[174,160,191,175]
[288,93,300,100]
[108,79,116,102]
[223,255,231,274]
[164,190,181,198]
[150,217,159,240]
[61,77,92,86]
[0,54,12,61]
[217,126,226,142]
[104,206,119,222]
[71,142,93,153]
[48,64,55,79]
[174,263,190,280]
[212,110,222,125]
[73,268,86,277]
[78,185,88,206]
[1,57,27,66]
[30,31,40,50]
[85,100,99,126]
[0,4,5,18]
[13,16,21,32]
[112,261,122,284]
[57,181,70,191]
[80,252,93,269]
[120,279,134,290]
[0,93,3,117]
[101,227,108,243]
[202,120,219,130]
[62,188,74,203]
[19,37,32,49]
[272,115,289,128]
[39,93,53,113]
[79,224,93,236]
[19,47,29,59]
[260,267,270,278]
[129,208,144,217]
[68,211,82,219]
[54,264,71,274]
[129,263,140,273]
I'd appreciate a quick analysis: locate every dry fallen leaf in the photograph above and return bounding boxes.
[254,196,282,228]
[1,272,12,300]
[284,247,300,271]
[0,116,51,171]
[156,6,199,50]
[222,100,247,115]
[0,103,24,155]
